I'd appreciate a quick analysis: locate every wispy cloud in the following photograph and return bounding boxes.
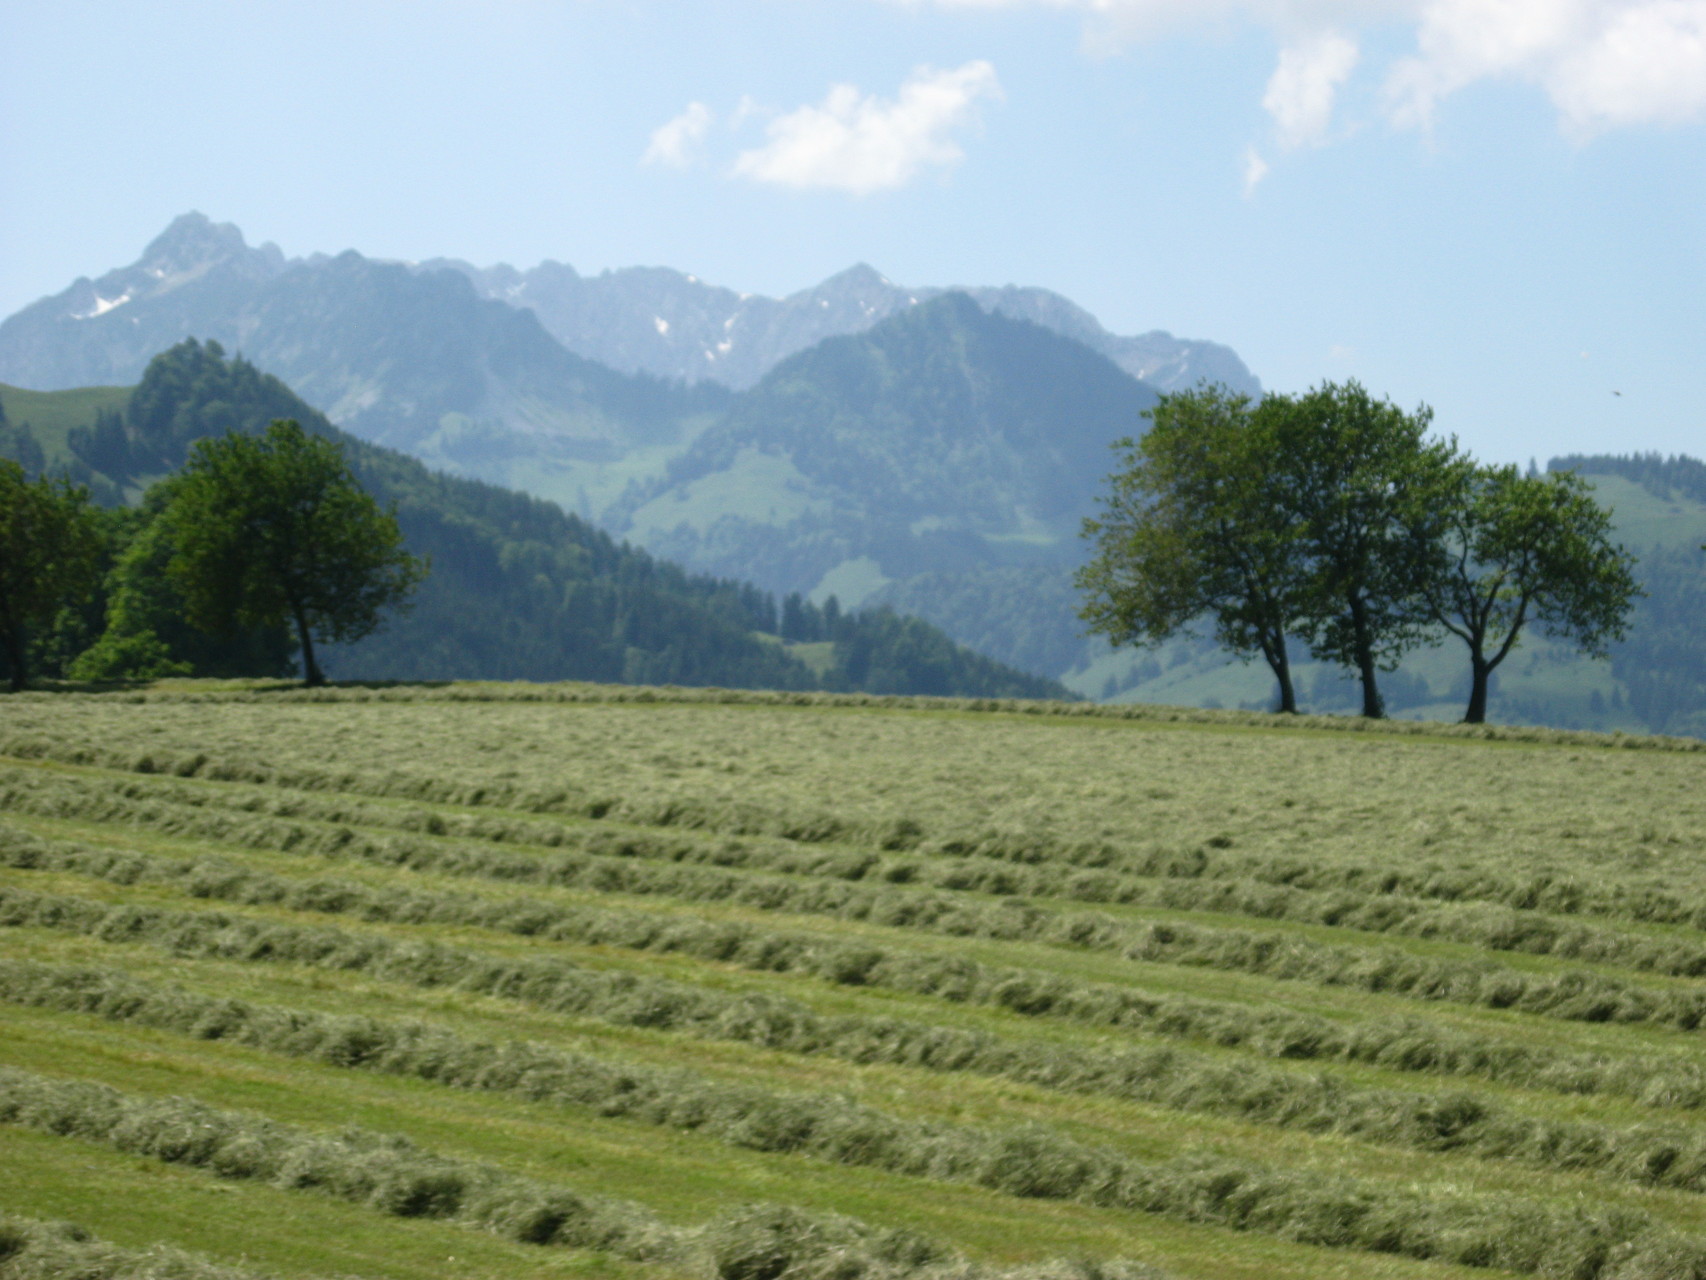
[1264,30,1361,147]
[642,102,714,168]
[731,62,1003,195]
[1242,146,1272,195]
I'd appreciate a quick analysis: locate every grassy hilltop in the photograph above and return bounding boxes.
[3,685,1706,1280]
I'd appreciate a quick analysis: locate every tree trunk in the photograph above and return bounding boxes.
[1356,650,1383,718]
[1463,652,1492,724]
[1,621,27,693]
[293,606,325,688]
[1264,633,1298,714]
[1348,594,1384,718]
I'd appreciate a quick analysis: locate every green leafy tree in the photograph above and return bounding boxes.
[159,419,427,686]
[68,496,296,684]
[1425,464,1640,723]
[1077,385,1310,713]
[1266,381,1462,719]
[0,459,105,691]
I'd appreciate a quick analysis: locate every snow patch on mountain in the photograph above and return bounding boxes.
[74,292,131,320]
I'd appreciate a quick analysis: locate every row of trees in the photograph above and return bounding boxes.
[1,420,424,692]
[1076,382,1640,723]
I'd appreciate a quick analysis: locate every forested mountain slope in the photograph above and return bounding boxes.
[0,344,1068,699]
[1560,455,1706,736]
[610,293,1160,605]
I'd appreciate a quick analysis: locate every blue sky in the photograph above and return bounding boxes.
[3,0,1702,466]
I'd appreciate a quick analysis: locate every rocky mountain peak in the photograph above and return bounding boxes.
[813,262,892,293]
[139,212,262,278]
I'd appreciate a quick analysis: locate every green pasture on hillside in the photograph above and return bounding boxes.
[3,683,1705,1280]
[0,383,130,464]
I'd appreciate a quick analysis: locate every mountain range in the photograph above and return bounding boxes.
[0,213,1256,404]
[0,214,1207,680]
[427,255,1258,396]
[6,215,1700,737]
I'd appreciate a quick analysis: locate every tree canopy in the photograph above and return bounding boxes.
[0,459,104,691]
[1425,465,1640,723]
[1264,381,1462,718]
[1079,381,1641,723]
[1077,385,1309,713]
[158,419,427,686]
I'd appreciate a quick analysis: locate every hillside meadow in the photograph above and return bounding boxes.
[3,682,1706,1280]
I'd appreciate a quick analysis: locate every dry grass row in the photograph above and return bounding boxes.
[2,1062,1695,1280]
[10,765,1706,974]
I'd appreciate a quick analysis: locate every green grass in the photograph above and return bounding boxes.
[0,1009,1509,1280]
[3,684,1705,1280]
[0,382,130,467]
[0,1128,669,1280]
[10,932,1706,1232]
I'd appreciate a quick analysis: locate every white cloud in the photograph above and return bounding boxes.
[1263,30,1361,147]
[1242,146,1272,194]
[1385,0,1706,135]
[894,0,1706,137]
[1547,1,1706,134]
[731,61,1002,194]
[1384,0,1589,130]
[642,102,714,168]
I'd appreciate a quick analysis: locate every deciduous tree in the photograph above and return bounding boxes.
[1078,385,1310,712]
[159,419,426,686]
[1266,381,1461,718]
[1425,464,1639,723]
[0,460,104,691]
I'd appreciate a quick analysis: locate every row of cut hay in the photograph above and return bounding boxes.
[16,956,1706,1199]
[0,1062,1695,1280]
[10,681,1702,753]
[8,823,1706,1040]
[8,851,1706,1111]
[11,878,1706,1172]
[0,1064,1699,1280]
[10,734,1706,936]
[0,1212,298,1280]
[7,719,1699,888]
[3,1068,1151,1280]
[11,765,1706,976]
[0,1210,1161,1280]
[0,734,889,847]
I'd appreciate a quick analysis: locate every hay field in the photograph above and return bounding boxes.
[3,683,1705,1280]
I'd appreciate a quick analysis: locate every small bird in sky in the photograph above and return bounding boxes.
[1613,390,1622,397]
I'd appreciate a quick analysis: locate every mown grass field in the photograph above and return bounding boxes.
[3,683,1706,1280]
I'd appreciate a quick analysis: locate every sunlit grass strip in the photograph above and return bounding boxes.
[2,1061,1696,1279]
[10,766,1706,978]
[14,956,1706,1200]
[7,825,1706,1042]
[0,1069,1172,1280]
